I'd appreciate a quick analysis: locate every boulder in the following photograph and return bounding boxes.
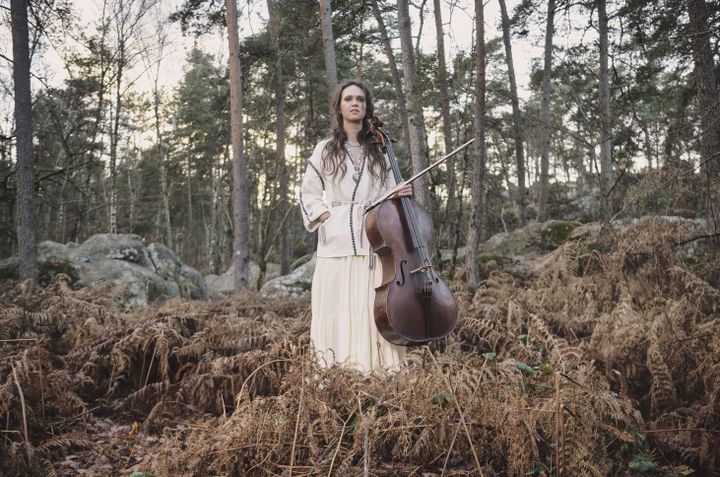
[147,243,182,282]
[205,261,282,298]
[37,241,82,285]
[260,255,315,299]
[69,234,152,268]
[76,259,180,308]
[0,234,206,308]
[179,264,207,300]
[290,254,313,270]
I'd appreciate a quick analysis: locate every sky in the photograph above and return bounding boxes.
[32,0,547,97]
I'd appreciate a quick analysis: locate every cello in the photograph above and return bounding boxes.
[364,116,467,345]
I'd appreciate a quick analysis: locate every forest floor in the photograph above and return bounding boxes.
[1,217,719,476]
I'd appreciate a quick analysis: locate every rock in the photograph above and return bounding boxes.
[77,259,179,308]
[540,220,582,247]
[178,264,207,300]
[147,243,182,282]
[479,222,544,258]
[37,241,82,285]
[70,234,152,268]
[0,256,19,280]
[1,234,206,308]
[290,254,313,270]
[439,247,466,264]
[260,255,316,299]
[207,261,282,298]
[207,266,235,298]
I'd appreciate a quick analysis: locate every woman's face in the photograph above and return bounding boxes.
[339,85,367,125]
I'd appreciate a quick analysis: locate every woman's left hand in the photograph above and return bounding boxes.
[392,182,413,197]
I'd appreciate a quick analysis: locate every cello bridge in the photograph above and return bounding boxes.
[410,265,431,275]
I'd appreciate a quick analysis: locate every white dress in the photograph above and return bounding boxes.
[299,140,406,372]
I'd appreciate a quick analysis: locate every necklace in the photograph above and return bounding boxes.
[344,144,365,183]
[345,140,361,148]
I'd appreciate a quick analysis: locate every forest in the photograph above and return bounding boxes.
[1,0,719,475]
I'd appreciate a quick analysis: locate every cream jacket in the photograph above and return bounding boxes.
[299,139,397,257]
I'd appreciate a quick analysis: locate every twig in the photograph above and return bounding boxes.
[289,357,305,477]
[55,406,101,429]
[673,233,720,248]
[38,363,45,423]
[0,339,38,342]
[236,359,291,404]
[357,394,369,477]
[11,362,30,462]
[554,372,565,477]
[643,428,719,435]
[327,409,357,477]
[441,373,483,476]
[428,350,484,477]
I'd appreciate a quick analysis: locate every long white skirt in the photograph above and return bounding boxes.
[310,256,406,372]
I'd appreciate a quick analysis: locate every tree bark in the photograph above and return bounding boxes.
[433,0,457,248]
[267,0,290,274]
[370,0,411,149]
[151,22,174,251]
[11,0,38,283]
[598,0,613,221]
[498,0,527,226]
[687,0,720,236]
[226,0,250,292]
[319,0,338,127]
[466,0,486,288]
[536,0,555,222]
[397,0,429,206]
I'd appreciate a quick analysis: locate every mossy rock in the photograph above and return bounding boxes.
[540,220,582,247]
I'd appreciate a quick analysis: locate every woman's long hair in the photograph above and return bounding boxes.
[321,80,389,186]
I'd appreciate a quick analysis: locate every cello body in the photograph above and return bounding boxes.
[365,197,458,345]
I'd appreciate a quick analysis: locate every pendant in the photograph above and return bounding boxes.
[353,170,361,183]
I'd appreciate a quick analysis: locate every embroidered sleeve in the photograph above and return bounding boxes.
[298,142,330,232]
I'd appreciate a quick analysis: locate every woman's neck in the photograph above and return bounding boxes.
[343,121,362,142]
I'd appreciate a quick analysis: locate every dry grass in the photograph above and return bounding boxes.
[1,216,718,476]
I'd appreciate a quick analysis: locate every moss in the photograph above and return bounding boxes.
[541,220,582,247]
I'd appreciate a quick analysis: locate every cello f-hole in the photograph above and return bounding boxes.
[396,260,408,286]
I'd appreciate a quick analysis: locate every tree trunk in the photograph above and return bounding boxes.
[499,0,527,226]
[466,0,486,288]
[598,0,613,221]
[536,0,555,222]
[110,61,121,234]
[397,0,429,206]
[268,0,290,274]
[226,0,250,292]
[433,0,457,248]
[319,0,338,126]
[687,0,720,237]
[370,0,411,150]
[151,28,174,251]
[11,0,38,283]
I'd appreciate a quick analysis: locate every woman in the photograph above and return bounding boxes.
[298,80,412,372]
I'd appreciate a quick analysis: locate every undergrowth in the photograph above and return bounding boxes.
[0,216,717,476]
